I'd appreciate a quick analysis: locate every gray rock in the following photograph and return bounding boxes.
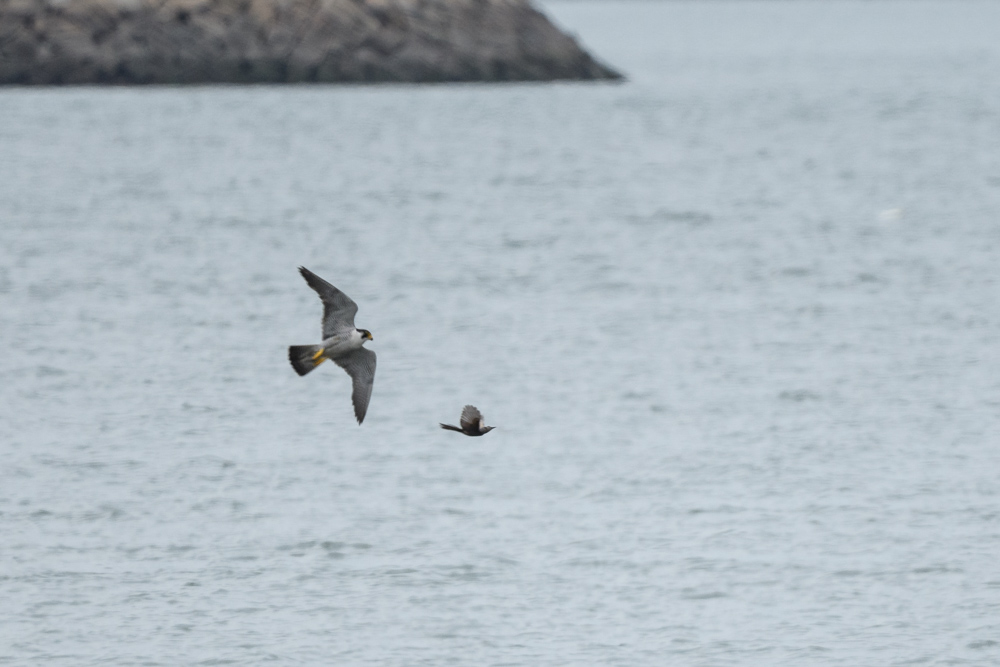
[0,0,623,84]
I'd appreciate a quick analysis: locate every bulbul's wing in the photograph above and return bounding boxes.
[333,347,376,424]
[460,405,483,432]
[299,266,359,338]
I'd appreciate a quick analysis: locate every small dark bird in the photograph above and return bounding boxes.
[440,405,495,436]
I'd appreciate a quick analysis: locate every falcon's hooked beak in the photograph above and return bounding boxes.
[365,331,374,341]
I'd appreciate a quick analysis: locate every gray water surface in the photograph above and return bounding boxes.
[3,1,1000,664]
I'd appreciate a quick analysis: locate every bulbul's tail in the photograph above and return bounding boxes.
[289,345,326,376]
[439,423,463,432]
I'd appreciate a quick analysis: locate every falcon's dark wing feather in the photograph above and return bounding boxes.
[333,347,376,424]
[299,266,359,338]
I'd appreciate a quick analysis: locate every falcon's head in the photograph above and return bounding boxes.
[359,329,374,342]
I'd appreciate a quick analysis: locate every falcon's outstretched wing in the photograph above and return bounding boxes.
[299,266,359,338]
[333,347,377,424]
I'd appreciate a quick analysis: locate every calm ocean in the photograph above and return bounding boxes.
[2,1,1000,664]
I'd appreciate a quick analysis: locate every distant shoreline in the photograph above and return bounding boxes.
[0,0,623,85]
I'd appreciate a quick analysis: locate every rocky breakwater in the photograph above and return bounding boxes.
[0,0,622,84]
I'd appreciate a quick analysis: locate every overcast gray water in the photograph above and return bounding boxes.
[3,1,1000,664]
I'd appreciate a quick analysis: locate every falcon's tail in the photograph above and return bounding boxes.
[440,423,463,433]
[289,345,325,376]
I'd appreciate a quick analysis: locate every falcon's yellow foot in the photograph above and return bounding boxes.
[312,349,328,366]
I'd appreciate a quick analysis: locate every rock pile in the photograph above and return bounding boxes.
[0,0,622,84]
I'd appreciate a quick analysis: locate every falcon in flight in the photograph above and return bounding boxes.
[289,267,376,424]
[440,405,495,436]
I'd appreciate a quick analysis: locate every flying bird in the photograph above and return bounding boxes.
[440,405,495,436]
[289,266,376,424]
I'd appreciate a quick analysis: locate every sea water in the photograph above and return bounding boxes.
[2,1,1000,664]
